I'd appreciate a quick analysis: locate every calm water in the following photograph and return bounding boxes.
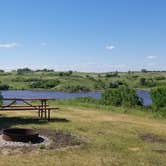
[0,89,152,106]
[136,90,152,106]
[0,90,101,100]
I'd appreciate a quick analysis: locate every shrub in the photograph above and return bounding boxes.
[108,81,119,88]
[101,86,142,107]
[0,84,9,90]
[30,79,60,89]
[139,78,146,86]
[17,68,33,75]
[105,71,118,77]
[36,68,54,72]
[58,71,73,76]
[151,87,166,109]
[24,78,41,82]
[139,78,156,87]
[101,88,122,106]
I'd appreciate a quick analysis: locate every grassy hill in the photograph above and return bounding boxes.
[0,69,166,92]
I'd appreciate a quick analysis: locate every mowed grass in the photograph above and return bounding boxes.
[0,107,166,166]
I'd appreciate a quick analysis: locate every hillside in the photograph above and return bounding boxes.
[0,69,166,92]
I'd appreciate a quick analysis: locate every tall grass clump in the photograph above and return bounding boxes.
[151,87,166,117]
[151,87,166,109]
[101,86,142,107]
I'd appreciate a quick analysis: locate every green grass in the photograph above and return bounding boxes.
[49,98,164,120]
[0,105,166,166]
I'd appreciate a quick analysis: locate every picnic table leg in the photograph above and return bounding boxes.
[40,108,43,119]
[48,109,50,120]
[44,100,47,120]
[41,100,44,119]
[45,108,47,119]
[38,106,41,118]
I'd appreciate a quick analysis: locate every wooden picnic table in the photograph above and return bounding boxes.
[0,98,59,120]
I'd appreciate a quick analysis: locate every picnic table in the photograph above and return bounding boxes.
[0,98,59,120]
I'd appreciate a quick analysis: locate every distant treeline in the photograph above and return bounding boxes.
[1,67,166,74]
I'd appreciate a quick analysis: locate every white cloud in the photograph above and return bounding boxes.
[41,42,47,46]
[0,42,19,48]
[106,44,115,51]
[146,55,157,59]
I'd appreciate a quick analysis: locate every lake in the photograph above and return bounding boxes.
[0,89,152,106]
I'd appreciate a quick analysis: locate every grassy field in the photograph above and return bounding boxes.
[0,70,166,91]
[0,105,166,166]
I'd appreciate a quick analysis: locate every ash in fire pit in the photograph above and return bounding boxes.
[2,128,41,143]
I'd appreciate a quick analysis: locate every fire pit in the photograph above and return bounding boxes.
[2,128,39,143]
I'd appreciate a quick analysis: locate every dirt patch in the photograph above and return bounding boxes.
[139,133,166,143]
[37,129,84,149]
[0,129,85,155]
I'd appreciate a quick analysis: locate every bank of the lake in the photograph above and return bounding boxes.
[0,89,152,106]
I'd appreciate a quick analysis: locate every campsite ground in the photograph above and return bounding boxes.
[0,105,166,166]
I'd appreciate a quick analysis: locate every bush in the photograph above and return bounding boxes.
[101,86,142,107]
[58,71,73,76]
[108,81,119,88]
[0,84,9,90]
[139,78,146,86]
[30,79,60,89]
[151,87,166,109]
[17,68,33,75]
[35,68,54,72]
[139,78,156,87]
[105,71,118,77]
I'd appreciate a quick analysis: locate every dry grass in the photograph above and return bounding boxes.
[0,107,166,166]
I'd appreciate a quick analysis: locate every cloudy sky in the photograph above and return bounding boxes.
[0,0,165,72]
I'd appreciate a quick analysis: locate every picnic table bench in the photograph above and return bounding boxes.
[0,98,59,120]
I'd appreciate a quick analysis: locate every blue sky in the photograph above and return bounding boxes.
[0,0,165,72]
